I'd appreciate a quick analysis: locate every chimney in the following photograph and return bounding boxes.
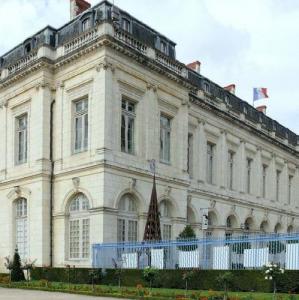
[187,61,201,74]
[70,0,91,20]
[256,105,267,114]
[224,84,236,95]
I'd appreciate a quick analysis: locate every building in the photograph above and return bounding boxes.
[0,0,298,271]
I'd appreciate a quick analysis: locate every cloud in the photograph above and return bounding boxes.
[0,0,298,133]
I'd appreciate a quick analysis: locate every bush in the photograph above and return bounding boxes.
[31,267,299,293]
[11,248,25,282]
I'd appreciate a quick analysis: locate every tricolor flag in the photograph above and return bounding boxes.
[253,88,269,101]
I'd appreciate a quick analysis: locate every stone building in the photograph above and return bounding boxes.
[0,0,298,270]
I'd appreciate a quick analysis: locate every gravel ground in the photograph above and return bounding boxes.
[0,287,119,300]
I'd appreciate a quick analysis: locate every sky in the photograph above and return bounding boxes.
[0,0,298,133]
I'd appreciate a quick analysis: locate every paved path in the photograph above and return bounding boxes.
[0,287,118,300]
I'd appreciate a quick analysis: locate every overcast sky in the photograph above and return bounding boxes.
[0,0,298,133]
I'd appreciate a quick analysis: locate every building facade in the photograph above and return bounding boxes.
[0,1,299,271]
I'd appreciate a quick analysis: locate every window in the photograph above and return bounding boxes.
[24,43,31,54]
[74,99,88,153]
[160,115,171,163]
[160,41,167,54]
[69,194,90,259]
[15,198,28,259]
[203,82,210,93]
[121,99,135,154]
[288,175,293,204]
[160,200,172,241]
[227,151,234,190]
[276,170,281,201]
[207,143,215,184]
[122,18,130,32]
[16,114,28,164]
[246,158,252,194]
[187,134,193,177]
[162,224,172,240]
[82,18,91,31]
[262,164,267,198]
[117,194,138,242]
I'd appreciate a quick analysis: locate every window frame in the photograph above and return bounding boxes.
[121,98,136,155]
[262,164,268,198]
[288,174,293,204]
[121,18,131,32]
[206,142,215,184]
[15,198,28,259]
[68,194,90,260]
[227,150,234,190]
[73,98,89,154]
[187,133,194,177]
[15,113,28,165]
[276,170,281,202]
[82,18,91,31]
[246,158,253,194]
[160,114,171,164]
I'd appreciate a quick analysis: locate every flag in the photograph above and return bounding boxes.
[253,88,269,101]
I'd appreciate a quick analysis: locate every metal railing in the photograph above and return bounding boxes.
[92,232,299,270]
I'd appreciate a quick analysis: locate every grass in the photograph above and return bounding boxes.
[0,280,298,300]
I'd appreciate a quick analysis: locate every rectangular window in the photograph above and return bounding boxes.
[160,115,171,163]
[160,41,167,54]
[74,99,88,153]
[246,158,252,194]
[69,220,80,259]
[121,99,135,154]
[187,134,193,177]
[288,175,293,204]
[262,164,267,198]
[82,18,91,31]
[16,114,28,164]
[117,218,126,242]
[162,224,172,240]
[82,219,90,258]
[122,18,130,32]
[227,151,234,190]
[128,220,138,242]
[276,170,281,201]
[207,143,215,184]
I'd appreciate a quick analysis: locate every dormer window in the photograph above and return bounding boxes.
[122,18,130,32]
[160,41,167,54]
[203,82,210,93]
[224,95,230,105]
[24,43,31,54]
[82,18,91,31]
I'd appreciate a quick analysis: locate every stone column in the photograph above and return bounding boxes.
[0,101,7,180]
[267,154,276,201]
[281,162,288,205]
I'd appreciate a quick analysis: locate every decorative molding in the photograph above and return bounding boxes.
[164,185,171,197]
[210,199,216,208]
[96,57,115,72]
[72,177,80,190]
[146,82,157,92]
[129,178,136,192]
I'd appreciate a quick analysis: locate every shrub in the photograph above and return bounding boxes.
[143,267,159,288]
[11,248,25,282]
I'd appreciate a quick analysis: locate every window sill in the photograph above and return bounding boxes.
[159,160,171,166]
[73,149,88,155]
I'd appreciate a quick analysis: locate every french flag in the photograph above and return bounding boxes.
[253,88,269,101]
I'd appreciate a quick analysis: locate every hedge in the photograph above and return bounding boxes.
[30,268,299,293]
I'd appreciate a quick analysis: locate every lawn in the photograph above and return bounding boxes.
[0,280,298,300]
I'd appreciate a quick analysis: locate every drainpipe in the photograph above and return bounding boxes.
[50,99,55,267]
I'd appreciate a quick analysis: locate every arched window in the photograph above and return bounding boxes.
[117,194,138,242]
[208,211,217,227]
[159,200,172,240]
[244,217,253,231]
[82,18,91,31]
[15,198,28,258]
[226,215,237,229]
[287,225,294,234]
[260,221,269,233]
[68,193,90,259]
[274,223,282,234]
[187,206,196,225]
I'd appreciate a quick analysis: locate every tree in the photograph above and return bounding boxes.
[216,272,233,300]
[177,225,197,251]
[143,267,159,289]
[11,248,25,282]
